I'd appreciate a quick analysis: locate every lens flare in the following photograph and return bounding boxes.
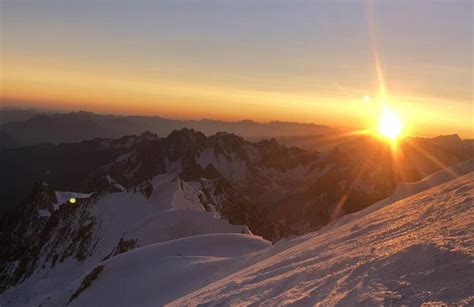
[379,107,403,140]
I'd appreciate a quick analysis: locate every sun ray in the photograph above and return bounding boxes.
[378,106,403,141]
[329,144,381,221]
[404,138,461,179]
[364,0,387,101]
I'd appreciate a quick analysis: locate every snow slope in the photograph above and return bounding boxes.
[0,173,255,307]
[325,158,474,230]
[34,163,474,306]
[173,172,474,306]
[44,234,271,307]
[380,157,473,206]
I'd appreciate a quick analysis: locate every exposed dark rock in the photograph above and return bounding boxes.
[68,265,104,304]
[1,128,472,293]
[102,238,139,261]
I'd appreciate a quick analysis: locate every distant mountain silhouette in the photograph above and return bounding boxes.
[0,109,42,125]
[0,110,340,148]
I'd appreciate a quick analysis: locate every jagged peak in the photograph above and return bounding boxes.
[166,128,207,144]
[17,181,58,216]
[256,137,281,148]
[138,130,158,139]
[209,132,245,145]
[168,128,203,137]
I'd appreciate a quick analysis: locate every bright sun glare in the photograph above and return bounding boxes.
[378,106,403,141]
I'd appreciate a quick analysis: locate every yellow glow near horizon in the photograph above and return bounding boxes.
[378,106,404,141]
[0,57,365,125]
[1,55,472,138]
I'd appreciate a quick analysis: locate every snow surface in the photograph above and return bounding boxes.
[105,175,126,191]
[115,151,135,163]
[173,171,474,306]
[54,191,95,206]
[326,158,474,231]
[0,173,254,307]
[45,234,271,307]
[197,148,249,184]
[33,162,474,306]
[196,146,324,194]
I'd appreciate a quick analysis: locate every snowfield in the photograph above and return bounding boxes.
[2,163,473,306]
[173,171,474,306]
[54,167,474,305]
[0,173,253,307]
[45,234,271,307]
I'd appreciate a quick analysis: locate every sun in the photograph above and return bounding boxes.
[378,106,403,141]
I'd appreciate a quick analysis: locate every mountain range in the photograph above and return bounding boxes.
[0,109,340,149]
[1,109,473,306]
[1,157,472,306]
[1,127,473,234]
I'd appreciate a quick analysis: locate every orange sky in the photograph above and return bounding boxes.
[1,1,472,138]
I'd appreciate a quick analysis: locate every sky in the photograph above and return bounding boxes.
[0,0,472,137]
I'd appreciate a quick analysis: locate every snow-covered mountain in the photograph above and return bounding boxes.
[0,173,256,306]
[3,128,471,238]
[171,167,473,306]
[0,123,473,305]
[2,159,472,306]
